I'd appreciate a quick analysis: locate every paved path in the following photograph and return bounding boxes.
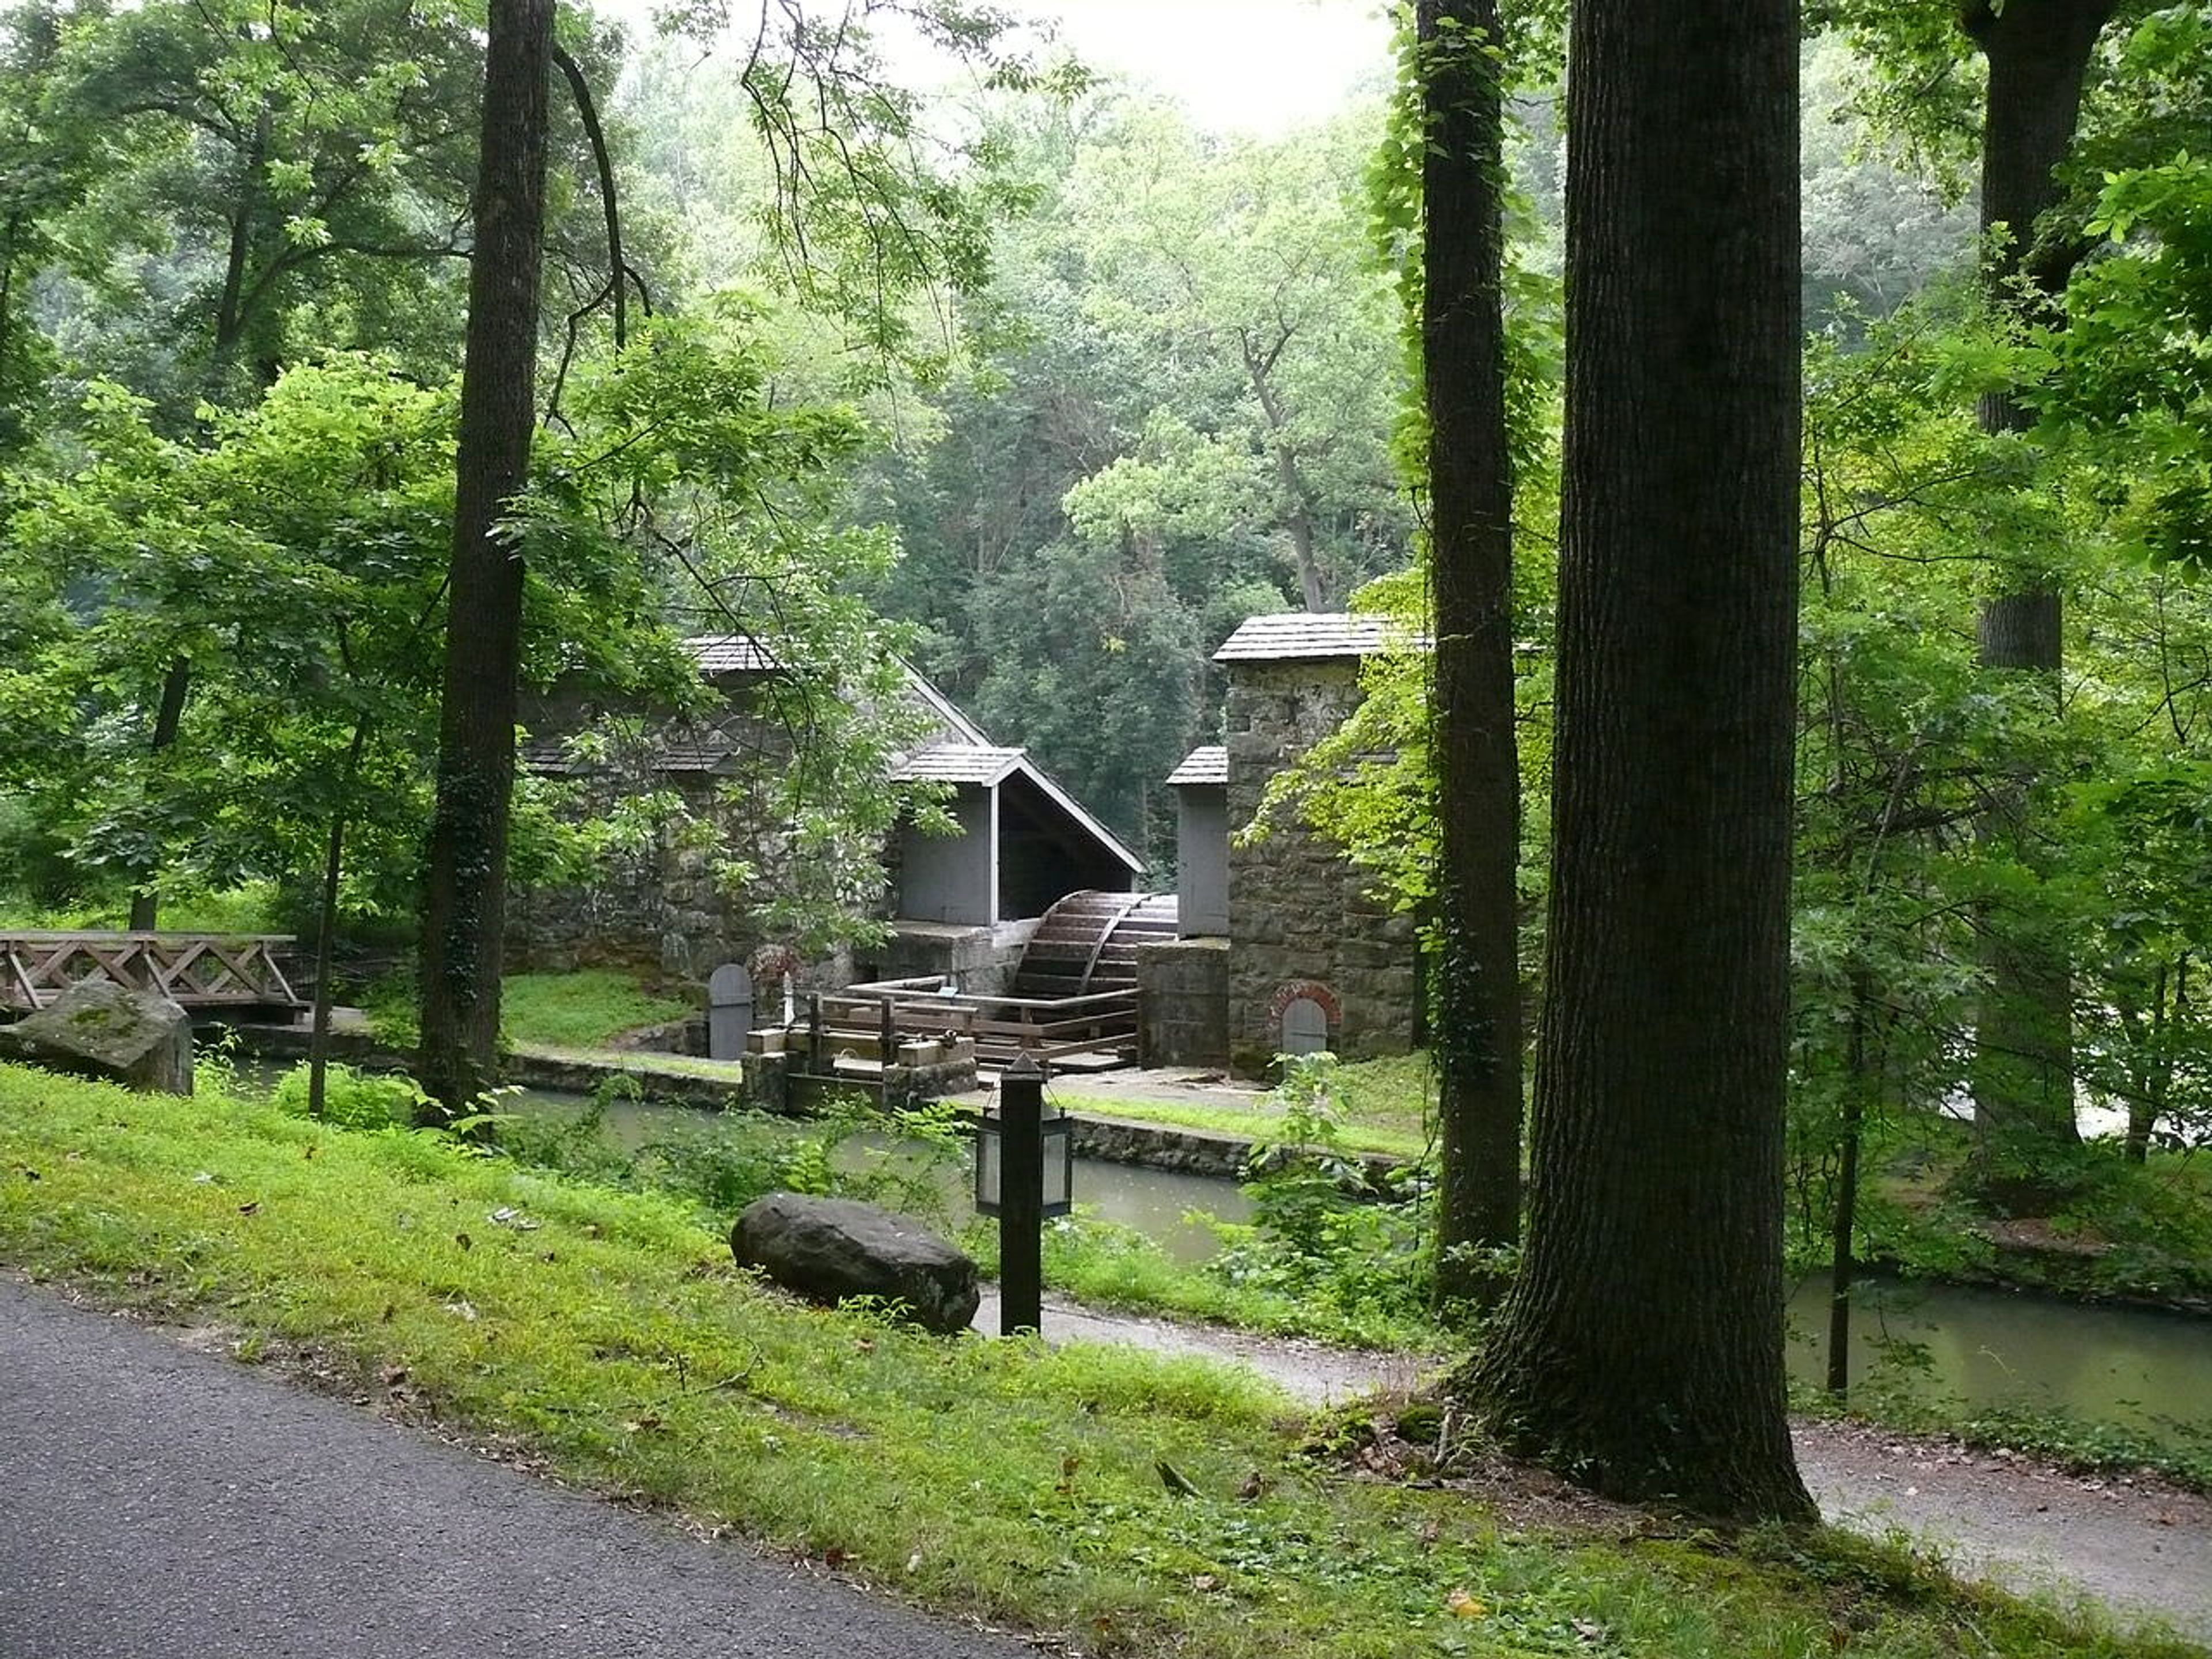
[0,1280,1025,1659]
[977,1289,2212,1645]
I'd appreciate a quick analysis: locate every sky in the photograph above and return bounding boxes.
[601,1,1393,136]
[999,1,1392,134]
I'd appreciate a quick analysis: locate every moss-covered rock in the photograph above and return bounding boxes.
[0,980,192,1095]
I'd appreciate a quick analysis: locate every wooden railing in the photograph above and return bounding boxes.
[793,975,1138,1071]
[0,932,303,1013]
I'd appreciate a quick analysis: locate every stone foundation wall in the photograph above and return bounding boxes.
[1136,937,1230,1069]
[506,767,861,999]
[1223,660,1418,1074]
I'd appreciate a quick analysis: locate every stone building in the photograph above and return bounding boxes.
[508,636,1141,1005]
[1139,613,1422,1075]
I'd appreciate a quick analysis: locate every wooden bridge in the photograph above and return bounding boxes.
[786,891,1176,1077]
[800,980,1139,1074]
[0,932,305,1017]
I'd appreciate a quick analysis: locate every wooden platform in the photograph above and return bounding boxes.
[0,932,304,1016]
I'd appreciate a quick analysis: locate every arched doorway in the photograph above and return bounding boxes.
[1279,994,1331,1056]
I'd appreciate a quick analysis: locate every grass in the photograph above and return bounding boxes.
[0,882,286,933]
[1047,1050,1439,1164]
[984,1215,1442,1353]
[500,970,694,1049]
[0,1060,2202,1659]
[365,969,696,1053]
[1052,1094,1429,1162]
[514,1041,746,1079]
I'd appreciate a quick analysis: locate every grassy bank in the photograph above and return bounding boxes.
[1052,1093,1428,1162]
[0,1062,2199,1658]
[363,967,694,1052]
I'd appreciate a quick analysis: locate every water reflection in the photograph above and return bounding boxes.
[1786,1274,2211,1437]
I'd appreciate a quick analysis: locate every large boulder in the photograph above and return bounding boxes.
[0,979,194,1096]
[732,1192,979,1335]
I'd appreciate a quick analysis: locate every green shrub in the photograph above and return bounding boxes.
[268,1062,430,1131]
[1208,1054,1435,1331]
[635,1095,965,1224]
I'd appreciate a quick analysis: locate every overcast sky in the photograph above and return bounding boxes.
[998,1,1391,133]
[603,1,1392,135]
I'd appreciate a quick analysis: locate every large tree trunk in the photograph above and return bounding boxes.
[416,0,554,1117]
[1963,0,2114,1175]
[1420,0,1522,1302]
[1455,0,1812,1520]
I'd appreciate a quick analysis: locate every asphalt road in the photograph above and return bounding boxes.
[0,1279,1029,1659]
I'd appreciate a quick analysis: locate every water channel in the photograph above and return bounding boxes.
[244,1062,2212,1442]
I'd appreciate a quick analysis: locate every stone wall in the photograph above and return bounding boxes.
[1136,937,1230,1069]
[508,774,809,983]
[1223,660,1418,1074]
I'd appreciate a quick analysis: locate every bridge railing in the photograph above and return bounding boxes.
[795,978,1138,1070]
[0,932,303,1013]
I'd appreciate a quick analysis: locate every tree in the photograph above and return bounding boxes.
[1809,2,2192,1182]
[0,1,79,454]
[1419,0,1524,1297]
[1955,0,2119,1175]
[33,0,490,412]
[416,0,555,1116]
[0,365,449,895]
[1065,107,1409,615]
[1455,0,1813,1519]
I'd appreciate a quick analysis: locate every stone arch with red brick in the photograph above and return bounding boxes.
[1267,979,1343,1023]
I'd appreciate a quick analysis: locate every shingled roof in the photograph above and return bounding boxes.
[891,745,1026,786]
[1212,612,1430,662]
[1165,745,1227,786]
[893,745,1143,873]
[685,634,782,674]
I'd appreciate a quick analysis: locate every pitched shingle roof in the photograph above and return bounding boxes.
[685,634,781,674]
[1166,745,1228,786]
[891,745,1026,786]
[1211,613,1423,663]
[891,745,1144,873]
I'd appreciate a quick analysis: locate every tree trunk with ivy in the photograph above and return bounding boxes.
[417,0,554,1118]
[1420,0,1523,1303]
[1454,0,1813,1521]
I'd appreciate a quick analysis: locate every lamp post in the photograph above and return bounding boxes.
[974,1051,1071,1335]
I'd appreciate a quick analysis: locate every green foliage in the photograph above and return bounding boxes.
[2044,146,2212,567]
[521,306,950,957]
[0,356,454,918]
[269,1061,432,1132]
[863,93,1415,857]
[24,0,490,411]
[1207,1055,1435,1335]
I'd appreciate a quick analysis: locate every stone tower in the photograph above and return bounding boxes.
[1146,613,1421,1076]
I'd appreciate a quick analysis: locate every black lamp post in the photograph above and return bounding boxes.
[974,1051,1071,1335]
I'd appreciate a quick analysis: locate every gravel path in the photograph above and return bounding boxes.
[976,1289,2212,1644]
[0,1279,1025,1659]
